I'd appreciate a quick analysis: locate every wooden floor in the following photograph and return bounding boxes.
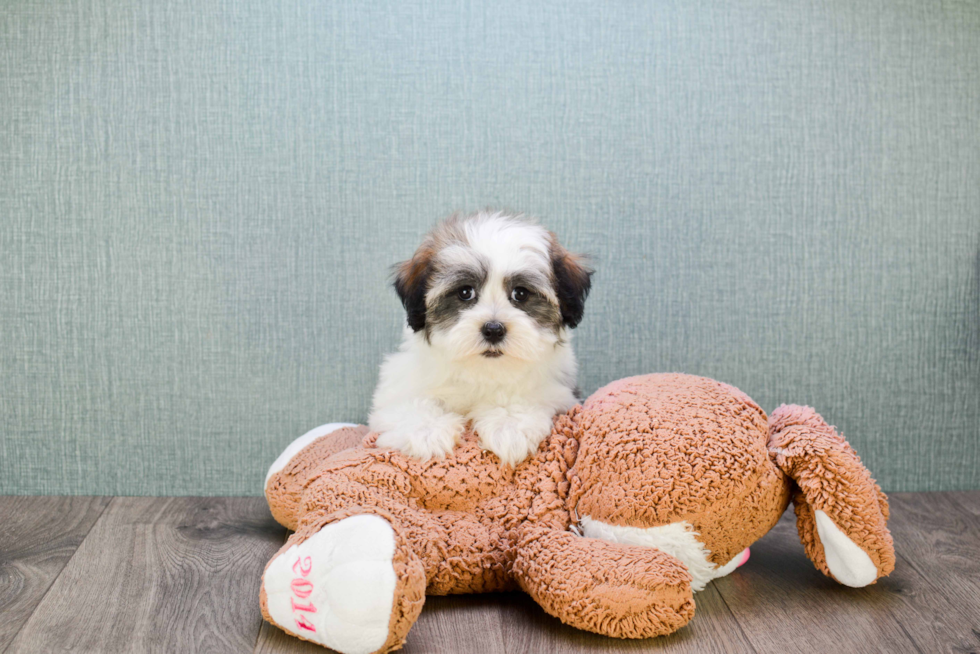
[1,492,978,654]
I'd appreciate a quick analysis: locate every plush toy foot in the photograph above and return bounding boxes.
[578,517,751,591]
[265,423,369,530]
[514,527,695,639]
[769,405,895,587]
[260,514,425,654]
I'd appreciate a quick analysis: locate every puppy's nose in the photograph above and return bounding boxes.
[481,321,506,344]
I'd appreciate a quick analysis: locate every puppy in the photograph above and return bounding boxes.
[368,211,592,466]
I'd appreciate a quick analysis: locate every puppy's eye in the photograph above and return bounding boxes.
[457,286,476,301]
[510,287,530,303]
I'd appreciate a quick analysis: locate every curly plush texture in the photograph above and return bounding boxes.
[513,526,696,637]
[569,374,791,567]
[259,373,895,654]
[768,404,895,582]
[266,424,369,530]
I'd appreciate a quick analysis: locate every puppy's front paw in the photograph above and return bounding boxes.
[375,423,462,460]
[473,408,554,466]
[372,401,465,460]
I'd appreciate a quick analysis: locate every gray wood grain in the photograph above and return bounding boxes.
[497,585,754,654]
[0,496,111,651]
[712,494,980,654]
[6,497,286,654]
[403,595,507,654]
[254,594,510,654]
[882,492,980,653]
[254,620,327,654]
[10,493,980,654]
[945,490,980,520]
[712,509,920,654]
[256,590,753,654]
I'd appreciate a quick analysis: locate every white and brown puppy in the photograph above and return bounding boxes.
[368,211,592,466]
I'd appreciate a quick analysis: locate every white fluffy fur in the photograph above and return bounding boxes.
[369,213,580,466]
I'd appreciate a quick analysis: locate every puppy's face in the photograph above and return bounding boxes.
[393,212,592,363]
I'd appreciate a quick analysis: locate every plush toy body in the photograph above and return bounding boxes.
[260,374,895,654]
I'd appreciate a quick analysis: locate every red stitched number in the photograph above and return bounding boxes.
[291,597,317,613]
[292,556,312,576]
[291,578,314,598]
[295,614,317,632]
[290,556,317,632]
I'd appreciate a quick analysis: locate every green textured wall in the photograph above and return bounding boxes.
[1,0,978,495]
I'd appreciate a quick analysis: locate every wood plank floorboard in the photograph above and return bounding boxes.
[882,492,980,653]
[713,510,920,654]
[6,497,286,654]
[714,492,980,654]
[255,588,754,654]
[403,595,508,654]
[497,584,755,654]
[5,492,980,654]
[0,496,111,652]
[255,594,516,654]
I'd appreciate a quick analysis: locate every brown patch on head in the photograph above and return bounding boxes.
[393,245,434,332]
[393,214,470,332]
[548,233,593,328]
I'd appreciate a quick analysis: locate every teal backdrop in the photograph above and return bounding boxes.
[1,0,978,495]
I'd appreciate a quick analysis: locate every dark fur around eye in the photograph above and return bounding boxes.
[424,265,488,336]
[505,273,562,331]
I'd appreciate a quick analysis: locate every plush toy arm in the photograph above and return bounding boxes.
[768,405,895,587]
[264,423,369,530]
[512,525,695,639]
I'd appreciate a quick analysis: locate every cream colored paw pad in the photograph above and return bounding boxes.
[814,510,878,588]
[264,515,397,654]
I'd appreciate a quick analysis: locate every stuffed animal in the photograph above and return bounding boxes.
[259,373,894,654]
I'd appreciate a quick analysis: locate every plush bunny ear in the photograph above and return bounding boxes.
[768,405,895,587]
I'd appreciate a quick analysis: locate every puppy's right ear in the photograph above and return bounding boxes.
[392,242,433,332]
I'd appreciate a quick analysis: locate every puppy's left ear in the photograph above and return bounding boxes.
[392,240,434,332]
[549,234,593,329]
